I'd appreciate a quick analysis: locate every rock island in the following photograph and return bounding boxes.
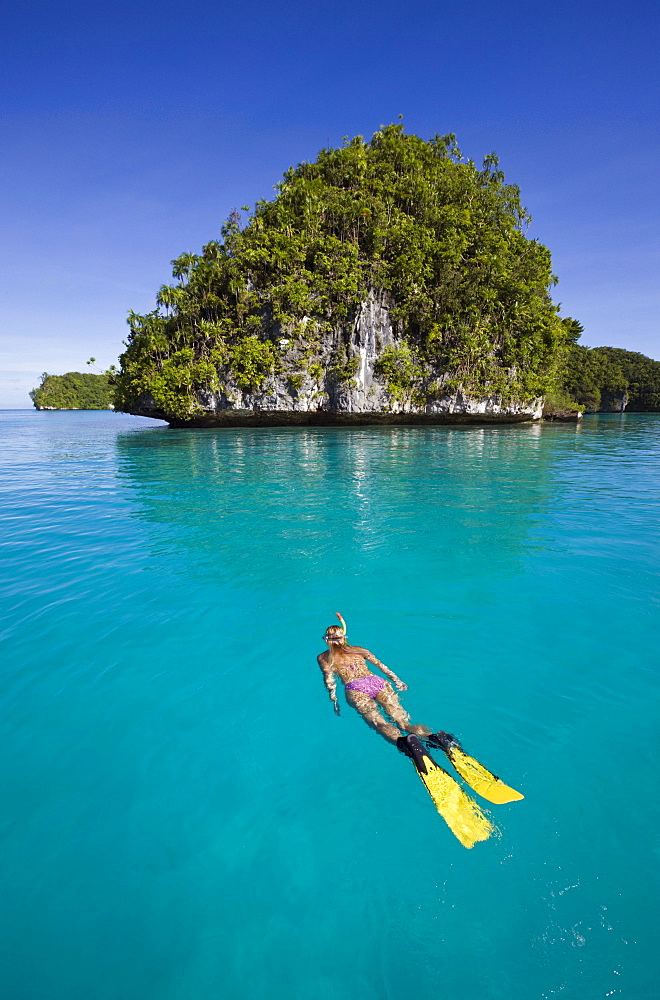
[116,126,578,426]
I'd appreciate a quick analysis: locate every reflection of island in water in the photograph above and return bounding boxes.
[115,423,558,597]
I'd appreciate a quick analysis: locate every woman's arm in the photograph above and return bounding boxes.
[317,654,341,714]
[362,650,408,691]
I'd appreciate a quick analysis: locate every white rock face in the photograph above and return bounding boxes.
[135,292,543,424]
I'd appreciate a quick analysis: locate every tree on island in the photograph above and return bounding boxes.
[115,124,577,422]
[30,371,114,410]
[558,340,660,412]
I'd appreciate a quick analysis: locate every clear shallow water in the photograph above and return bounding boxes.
[1,410,658,1000]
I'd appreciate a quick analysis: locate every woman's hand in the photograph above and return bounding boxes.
[394,679,408,691]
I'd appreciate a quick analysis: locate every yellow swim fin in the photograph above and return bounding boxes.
[397,736,495,849]
[426,732,524,805]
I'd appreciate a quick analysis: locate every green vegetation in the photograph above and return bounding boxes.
[116,124,575,421]
[559,343,660,412]
[328,354,361,385]
[541,386,584,415]
[375,343,426,402]
[590,348,660,410]
[227,336,277,391]
[30,372,114,410]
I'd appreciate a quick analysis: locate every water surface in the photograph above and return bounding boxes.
[1,410,658,1000]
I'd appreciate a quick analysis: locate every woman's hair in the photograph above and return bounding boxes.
[324,624,362,669]
[324,625,346,645]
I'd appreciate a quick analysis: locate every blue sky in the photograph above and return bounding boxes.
[1,0,658,406]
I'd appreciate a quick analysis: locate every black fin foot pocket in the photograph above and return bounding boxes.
[424,731,459,752]
[396,734,433,774]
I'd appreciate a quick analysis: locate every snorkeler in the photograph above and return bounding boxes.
[317,613,433,744]
[318,613,523,848]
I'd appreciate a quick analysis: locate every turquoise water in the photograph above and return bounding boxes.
[1,410,658,1000]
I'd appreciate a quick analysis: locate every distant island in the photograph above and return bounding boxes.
[559,343,660,413]
[113,125,582,426]
[30,372,114,410]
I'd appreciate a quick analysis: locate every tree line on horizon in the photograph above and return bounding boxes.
[29,371,113,410]
[562,341,660,411]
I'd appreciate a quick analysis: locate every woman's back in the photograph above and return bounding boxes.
[322,644,374,684]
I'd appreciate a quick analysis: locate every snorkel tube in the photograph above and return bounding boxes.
[335,612,347,640]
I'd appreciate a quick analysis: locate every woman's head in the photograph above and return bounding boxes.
[324,624,346,646]
[324,613,349,660]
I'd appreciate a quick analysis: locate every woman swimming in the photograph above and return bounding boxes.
[317,614,524,848]
[317,613,433,744]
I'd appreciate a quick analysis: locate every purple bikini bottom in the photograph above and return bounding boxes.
[345,675,386,698]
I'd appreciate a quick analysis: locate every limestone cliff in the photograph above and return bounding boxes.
[131,293,541,426]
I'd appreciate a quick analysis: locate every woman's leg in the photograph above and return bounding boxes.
[376,683,432,738]
[344,689,401,744]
